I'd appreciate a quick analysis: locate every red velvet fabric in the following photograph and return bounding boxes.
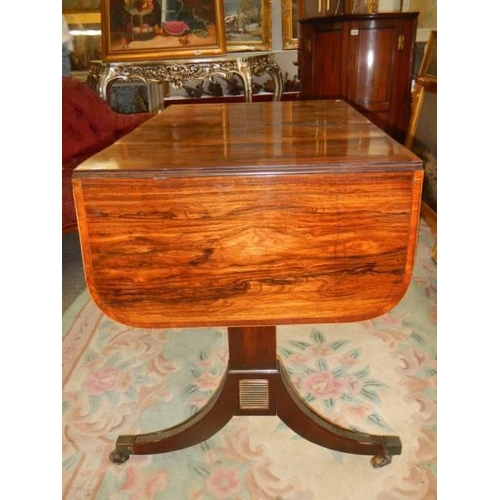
[62,77,152,233]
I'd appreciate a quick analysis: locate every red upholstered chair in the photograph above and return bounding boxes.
[62,77,153,233]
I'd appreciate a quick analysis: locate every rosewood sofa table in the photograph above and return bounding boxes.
[73,99,423,468]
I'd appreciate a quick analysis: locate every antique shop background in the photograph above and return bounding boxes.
[63,0,437,96]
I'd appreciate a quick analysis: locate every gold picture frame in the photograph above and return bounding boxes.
[101,0,227,63]
[281,0,297,50]
[404,76,437,218]
[417,30,437,80]
[224,0,271,52]
[404,77,437,150]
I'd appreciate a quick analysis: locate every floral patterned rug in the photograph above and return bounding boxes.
[62,220,436,499]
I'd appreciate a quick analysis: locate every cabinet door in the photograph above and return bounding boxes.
[299,20,346,98]
[345,17,415,140]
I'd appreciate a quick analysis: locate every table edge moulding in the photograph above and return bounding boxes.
[73,99,423,469]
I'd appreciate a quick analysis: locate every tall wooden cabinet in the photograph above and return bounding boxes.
[298,13,418,143]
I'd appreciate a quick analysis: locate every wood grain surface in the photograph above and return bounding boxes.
[73,100,423,328]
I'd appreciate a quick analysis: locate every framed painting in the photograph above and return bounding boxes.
[223,0,271,52]
[281,0,297,50]
[101,0,227,62]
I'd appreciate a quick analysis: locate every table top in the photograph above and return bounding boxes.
[75,99,421,179]
[73,99,423,328]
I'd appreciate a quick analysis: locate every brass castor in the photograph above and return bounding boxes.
[370,454,392,468]
[109,450,130,464]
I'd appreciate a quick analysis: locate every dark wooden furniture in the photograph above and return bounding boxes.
[73,100,423,468]
[298,13,418,143]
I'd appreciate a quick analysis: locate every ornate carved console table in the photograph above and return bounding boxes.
[88,53,283,103]
[73,100,423,469]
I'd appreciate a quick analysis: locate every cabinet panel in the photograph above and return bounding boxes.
[347,23,394,109]
[300,23,345,97]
